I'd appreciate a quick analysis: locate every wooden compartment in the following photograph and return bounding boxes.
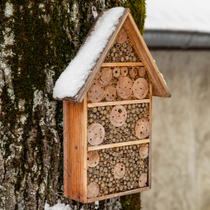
[63,82,153,203]
[59,8,170,204]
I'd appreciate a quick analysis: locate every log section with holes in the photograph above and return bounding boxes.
[86,78,152,202]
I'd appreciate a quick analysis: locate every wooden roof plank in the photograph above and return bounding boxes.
[125,14,171,98]
[76,9,130,103]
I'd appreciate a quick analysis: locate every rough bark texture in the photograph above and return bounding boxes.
[0,0,145,209]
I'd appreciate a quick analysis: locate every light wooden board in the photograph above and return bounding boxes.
[63,97,87,203]
[88,99,150,108]
[88,139,150,151]
[102,62,143,67]
[87,187,150,203]
[149,83,152,189]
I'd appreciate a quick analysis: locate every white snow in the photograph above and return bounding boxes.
[53,7,125,99]
[44,200,72,210]
[5,2,13,17]
[145,0,210,33]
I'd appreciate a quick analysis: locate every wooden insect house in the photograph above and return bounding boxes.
[53,8,171,203]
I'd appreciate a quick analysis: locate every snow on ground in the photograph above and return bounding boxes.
[44,200,72,210]
[145,0,210,33]
[53,7,125,99]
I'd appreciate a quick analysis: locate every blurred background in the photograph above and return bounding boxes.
[142,0,210,210]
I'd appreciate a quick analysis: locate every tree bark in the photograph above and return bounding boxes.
[0,0,145,209]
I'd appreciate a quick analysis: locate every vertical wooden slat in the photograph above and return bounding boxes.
[63,98,87,203]
[149,83,153,188]
[63,101,69,197]
[83,95,88,202]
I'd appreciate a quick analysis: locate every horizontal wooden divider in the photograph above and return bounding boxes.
[88,99,150,108]
[87,186,150,203]
[88,139,150,151]
[101,62,143,67]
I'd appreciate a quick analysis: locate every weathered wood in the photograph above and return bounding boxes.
[87,187,150,203]
[63,96,87,203]
[87,139,150,151]
[102,62,143,67]
[87,99,150,107]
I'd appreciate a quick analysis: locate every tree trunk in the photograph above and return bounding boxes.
[0,0,145,209]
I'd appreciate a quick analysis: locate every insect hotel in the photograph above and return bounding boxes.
[53,7,171,203]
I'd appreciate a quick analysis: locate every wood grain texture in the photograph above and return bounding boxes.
[63,96,87,203]
[88,139,150,151]
[87,99,150,107]
[124,15,171,98]
[102,62,143,67]
[87,187,150,203]
[149,83,152,188]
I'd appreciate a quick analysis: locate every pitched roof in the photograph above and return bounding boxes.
[53,7,171,103]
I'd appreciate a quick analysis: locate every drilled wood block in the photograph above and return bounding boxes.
[87,103,150,146]
[116,28,127,44]
[88,80,104,103]
[87,64,150,103]
[87,151,100,167]
[133,78,148,99]
[87,182,99,198]
[87,123,105,146]
[116,77,133,99]
[139,144,149,159]
[135,118,150,140]
[110,105,127,127]
[87,144,149,197]
[104,86,116,101]
[139,173,147,187]
[114,163,126,179]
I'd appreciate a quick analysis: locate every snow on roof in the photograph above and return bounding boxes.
[145,0,210,33]
[53,7,125,99]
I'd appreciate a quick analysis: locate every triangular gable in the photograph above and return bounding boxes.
[123,13,171,98]
[53,8,171,103]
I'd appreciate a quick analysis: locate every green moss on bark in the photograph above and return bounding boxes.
[0,0,146,208]
[121,193,141,210]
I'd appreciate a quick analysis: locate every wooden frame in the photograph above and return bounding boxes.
[63,81,152,203]
[87,186,150,203]
[88,139,150,151]
[101,62,143,67]
[63,96,88,203]
[88,99,150,108]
